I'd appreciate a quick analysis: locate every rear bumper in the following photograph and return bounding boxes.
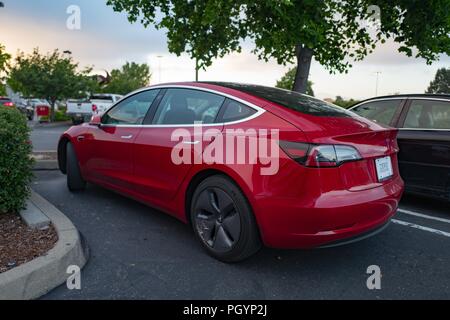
[318,219,391,249]
[253,174,404,249]
[67,113,92,123]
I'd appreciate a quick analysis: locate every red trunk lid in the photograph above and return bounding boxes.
[269,106,401,190]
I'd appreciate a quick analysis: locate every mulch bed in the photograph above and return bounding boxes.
[0,213,58,273]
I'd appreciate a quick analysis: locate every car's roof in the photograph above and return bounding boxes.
[352,93,450,107]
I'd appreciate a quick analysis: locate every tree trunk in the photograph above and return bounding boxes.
[292,45,313,94]
[50,100,56,122]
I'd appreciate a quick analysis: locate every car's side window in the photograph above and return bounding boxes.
[152,89,225,125]
[351,100,403,126]
[218,99,257,123]
[102,90,159,125]
[403,99,450,129]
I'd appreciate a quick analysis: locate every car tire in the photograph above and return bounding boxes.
[66,142,86,192]
[190,175,261,262]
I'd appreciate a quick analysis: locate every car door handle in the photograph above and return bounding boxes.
[182,140,200,145]
[77,135,85,141]
[121,135,133,139]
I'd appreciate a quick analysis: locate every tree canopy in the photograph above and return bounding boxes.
[107,0,450,93]
[333,96,360,109]
[426,68,450,94]
[276,68,314,96]
[7,49,97,120]
[0,44,11,96]
[101,62,151,95]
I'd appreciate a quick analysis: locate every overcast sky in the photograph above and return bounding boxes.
[1,0,448,100]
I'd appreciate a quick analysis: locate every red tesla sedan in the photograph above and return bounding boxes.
[58,82,404,262]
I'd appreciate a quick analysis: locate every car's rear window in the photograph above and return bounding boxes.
[0,98,11,103]
[207,82,351,117]
[90,95,114,101]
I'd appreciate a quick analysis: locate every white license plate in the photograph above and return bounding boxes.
[375,156,393,181]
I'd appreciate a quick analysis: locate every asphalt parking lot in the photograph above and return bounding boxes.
[30,123,450,299]
[32,170,450,300]
[29,121,70,152]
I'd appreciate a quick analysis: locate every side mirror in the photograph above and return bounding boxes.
[89,114,102,126]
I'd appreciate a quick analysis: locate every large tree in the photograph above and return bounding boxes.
[8,49,97,121]
[426,68,450,94]
[107,0,450,94]
[101,62,151,95]
[0,44,11,96]
[276,68,314,96]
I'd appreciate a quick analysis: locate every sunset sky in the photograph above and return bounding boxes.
[1,0,448,100]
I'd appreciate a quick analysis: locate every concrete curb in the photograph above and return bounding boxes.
[0,190,88,300]
[31,121,72,128]
[32,152,59,171]
[33,160,59,171]
[20,200,51,229]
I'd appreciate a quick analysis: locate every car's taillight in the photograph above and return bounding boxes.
[3,102,14,107]
[280,141,362,167]
[92,104,97,112]
[279,141,310,165]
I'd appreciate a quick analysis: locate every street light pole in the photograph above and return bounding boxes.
[375,71,381,96]
[195,58,199,81]
[157,55,163,83]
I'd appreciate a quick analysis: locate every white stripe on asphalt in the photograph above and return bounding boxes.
[397,208,450,224]
[392,219,450,238]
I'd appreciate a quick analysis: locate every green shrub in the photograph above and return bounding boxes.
[0,106,34,214]
[54,109,70,122]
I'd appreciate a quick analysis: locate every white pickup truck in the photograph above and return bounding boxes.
[66,93,123,125]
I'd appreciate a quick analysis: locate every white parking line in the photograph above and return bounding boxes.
[398,208,450,224]
[392,219,450,238]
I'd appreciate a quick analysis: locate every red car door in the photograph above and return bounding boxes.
[85,89,160,190]
[133,88,225,211]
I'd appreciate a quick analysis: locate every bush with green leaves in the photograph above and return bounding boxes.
[0,106,34,214]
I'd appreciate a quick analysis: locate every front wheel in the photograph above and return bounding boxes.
[190,175,261,262]
[66,142,86,192]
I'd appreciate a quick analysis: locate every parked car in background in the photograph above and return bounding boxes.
[66,93,123,125]
[0,97,14,107]
[1,97,35,120]
[15,99,34,120]
[58,82,404,262]
[28,98,51,109]
[350,94,450,201]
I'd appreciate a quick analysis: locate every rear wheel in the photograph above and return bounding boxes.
[190,175,261,262]
[66,142,86,191]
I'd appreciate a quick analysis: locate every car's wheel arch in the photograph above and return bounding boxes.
[57,134,74,174]
[182,167,260,230]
